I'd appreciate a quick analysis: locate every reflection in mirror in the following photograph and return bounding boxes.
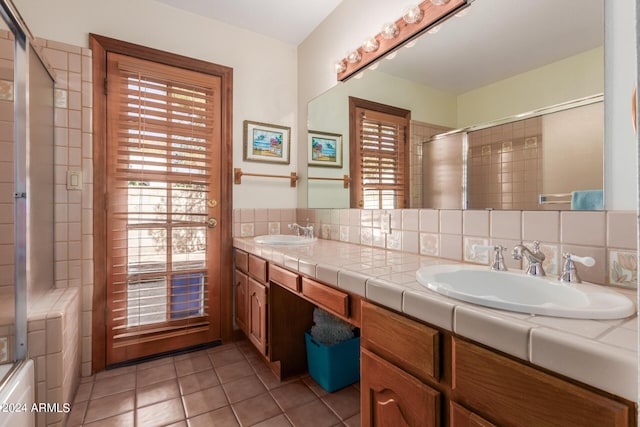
[424,97,603,210]
[307,0,604,209]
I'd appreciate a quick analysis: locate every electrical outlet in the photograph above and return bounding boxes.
[381,213,391,234]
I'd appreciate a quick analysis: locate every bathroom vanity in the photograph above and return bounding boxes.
[233,237,637,426]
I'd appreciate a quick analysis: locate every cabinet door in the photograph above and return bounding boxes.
[361,348,440,427]
[235,269,248,335]
[248,278,267,355]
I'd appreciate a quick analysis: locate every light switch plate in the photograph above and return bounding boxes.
[66,170,83,190]
[381,213,391,234]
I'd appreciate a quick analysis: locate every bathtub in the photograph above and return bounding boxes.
[0,360,35,427]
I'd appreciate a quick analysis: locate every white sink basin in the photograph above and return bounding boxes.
[416,264,635,319]
[253,234,317,246]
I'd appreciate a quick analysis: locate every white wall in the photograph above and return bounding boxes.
[299,0,638,211]
[14,0,300,208]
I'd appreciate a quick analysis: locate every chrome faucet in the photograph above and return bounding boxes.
[489,245,508,271]
[512,241,546,276]
[288,223,314,239]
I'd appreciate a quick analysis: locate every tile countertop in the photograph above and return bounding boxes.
[233,237,638,402]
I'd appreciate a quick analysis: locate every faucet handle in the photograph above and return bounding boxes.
[532,240,541,253]
[564,253,595,267]
[559,253,595,283]
[490,245,508,271]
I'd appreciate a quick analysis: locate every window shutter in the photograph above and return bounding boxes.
[107,54,219,339]
[356,108,408,209]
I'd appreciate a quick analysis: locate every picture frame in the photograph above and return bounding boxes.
[307,130,343,168]
[243,120,291,164]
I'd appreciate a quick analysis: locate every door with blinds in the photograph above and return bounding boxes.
[350,98,411,209]
[105,53,222,364]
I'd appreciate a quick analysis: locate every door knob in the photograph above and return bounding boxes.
[207,218,218,228]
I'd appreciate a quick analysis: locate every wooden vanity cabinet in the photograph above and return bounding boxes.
[361,301,636,427]
[234,269,248,335]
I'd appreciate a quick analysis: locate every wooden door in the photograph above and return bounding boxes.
[248,278,267,355]
[361,348,440,427]
[104,52,223,364]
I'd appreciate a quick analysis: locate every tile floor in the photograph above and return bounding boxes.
[67,339,361,427]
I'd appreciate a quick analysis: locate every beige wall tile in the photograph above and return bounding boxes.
[561,211,606,247]
[522,211,560,243]
[607,211,637,250]
[440,210,462,234]
[419,209,439,232]
[440,234,462,261]
[560,244,606,284]
[463,210,489,236]
[490,210,522,240]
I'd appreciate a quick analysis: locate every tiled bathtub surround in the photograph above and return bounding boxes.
[233,208,638,288]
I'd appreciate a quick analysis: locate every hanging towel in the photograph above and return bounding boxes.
[571,190,603,210]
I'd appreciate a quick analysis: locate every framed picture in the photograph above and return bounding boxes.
[243,120,291,164]
[307,130,343,168]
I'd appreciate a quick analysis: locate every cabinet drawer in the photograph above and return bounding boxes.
[301,277,348,318]
[450,402,496,427]
[235,249,248,273]
[269,264,299,292]
[452,338,632,427]
[361,301,440,383]
[248,254,267,283]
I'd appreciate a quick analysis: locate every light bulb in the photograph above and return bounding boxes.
[335,60,347,74]
[362,36,380,53]
[402,5,423,24]
[346,50,362,64]
[381,22,399,39]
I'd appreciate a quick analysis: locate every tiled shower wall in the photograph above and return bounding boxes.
[0,27,94,418]
[409,120,451,209]
[234,208,638,288]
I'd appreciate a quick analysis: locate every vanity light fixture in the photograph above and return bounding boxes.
[346,50,362,64]
[362,36,380,53]
[381,22,400,39]
[335,0,472,81]
[402,5,424,24]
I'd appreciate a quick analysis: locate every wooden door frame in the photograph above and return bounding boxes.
[90,34,234,373]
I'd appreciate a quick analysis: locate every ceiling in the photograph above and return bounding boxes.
[151,0,343,45]
[150,0,603,94]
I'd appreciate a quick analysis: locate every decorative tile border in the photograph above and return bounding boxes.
[609,250,637,287]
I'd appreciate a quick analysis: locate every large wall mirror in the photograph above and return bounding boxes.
[306,0,604,209]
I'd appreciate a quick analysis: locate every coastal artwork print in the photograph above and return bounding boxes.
[243,120,291,164]
[307,131,342,168]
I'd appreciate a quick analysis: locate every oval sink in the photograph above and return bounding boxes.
[254,234,317,246]
[416,265,635,319]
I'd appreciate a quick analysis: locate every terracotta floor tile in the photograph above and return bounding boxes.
[215,359,254,384]
[91,373,136,400]
[187,406,240,427]
[83,411,134,427]
[321,385,360,420]
[251,414,293,427]
[270,380,317,411]
[208,342,237,354]
[210,347,246,368]
[94,365,136,381]
[137,363,178,388]
[344,412,361,427]
[182,385,229,418]
[178,369,220,396]
[175,354,213,377]
[174,348,210,362]
[73,382,93,403]
[66,400,87,426]
[136,356,174,371]
[223,374,267,404]
[165,422,188,427]
[285,399,340,427]
[137,378,181,408]
[301,375,329,398]
[136,397,185,427]
[84,390,135,424]
[231,392,282,427]
[254,367,285,390]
